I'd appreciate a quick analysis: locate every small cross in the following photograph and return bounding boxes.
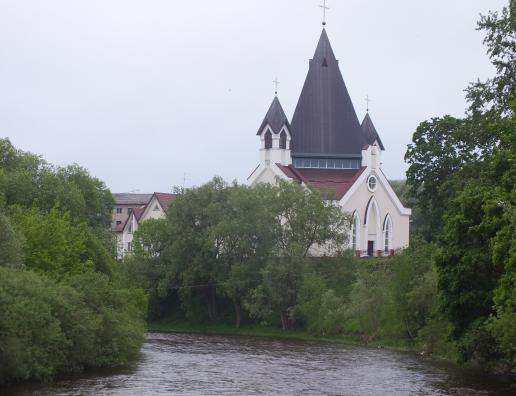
[365,95,371,112]
[273,77,280,95]
[319,0,330,26]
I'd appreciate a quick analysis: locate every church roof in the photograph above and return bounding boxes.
[257,96,290,135]
[290,29,365,156]
[276,163,366,200]
[361,112,385,150]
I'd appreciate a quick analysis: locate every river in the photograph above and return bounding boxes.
[4,332,514,395]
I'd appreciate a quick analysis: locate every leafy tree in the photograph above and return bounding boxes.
[247,179,348,330]
[0,211,23,268]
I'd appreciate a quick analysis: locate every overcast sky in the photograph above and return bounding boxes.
[0,0,507,193]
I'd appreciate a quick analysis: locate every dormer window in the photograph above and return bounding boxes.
[264,130,272,149]
[279,130,287,149]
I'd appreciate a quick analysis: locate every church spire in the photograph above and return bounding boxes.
[361,112,385,150]
[290,29,365,156]
[256,96,290,135]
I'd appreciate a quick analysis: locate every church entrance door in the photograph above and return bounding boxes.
[367,241,374,257]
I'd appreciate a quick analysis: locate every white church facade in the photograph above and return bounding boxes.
[248,29,411,257]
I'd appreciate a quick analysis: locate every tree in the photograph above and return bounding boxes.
[247,179,349,330]
[0,211,23,268]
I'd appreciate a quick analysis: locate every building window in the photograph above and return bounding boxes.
[293,158,360,169]
[279,130,287,149]
[264,130,272,149]
[128,223,133,234]
[153,204,160,211]
[367,175,377,192]
[116,207,122,214]
[127,242,132,252]
[383,215,392,254]
[128,208,133,214]
[116,221,122,225]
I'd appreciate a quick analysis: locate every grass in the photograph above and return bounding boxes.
[148,319,385,347]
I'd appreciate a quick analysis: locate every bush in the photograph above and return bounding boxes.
[0,267,146,385]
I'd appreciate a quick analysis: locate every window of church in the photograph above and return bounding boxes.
[279,131,287,149]
[293,158,361,169]
[264,130,272,149]
[383,216,392,254]
[367,175,377,192]
[351,213,360,251]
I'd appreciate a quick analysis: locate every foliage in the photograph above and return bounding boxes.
[0,139,145,385]
[0,267,146,385]
[404,1,516,372]
[0,211,23,268]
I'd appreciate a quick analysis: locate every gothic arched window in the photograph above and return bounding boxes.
[279,130,287,149]
[351,212,360,252]
[383,215,392,254]
[264,130,272,149]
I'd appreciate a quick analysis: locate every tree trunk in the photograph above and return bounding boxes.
[280,310,289,331]
[205,286,218,321]
[234,300,241,328]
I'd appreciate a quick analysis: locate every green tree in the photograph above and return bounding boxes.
[247,179,348,330]
[0,211,23,268]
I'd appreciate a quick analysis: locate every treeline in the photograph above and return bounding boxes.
[126,177,446,350]
[126,178,349,331]
[403,3,515,373]
[0,139,146,385]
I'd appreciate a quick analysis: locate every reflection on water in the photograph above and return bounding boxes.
[3,332,514,395]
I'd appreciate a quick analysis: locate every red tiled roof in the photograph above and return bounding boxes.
[276,164,366,200]
[133,207,145,221]
[154,192,176,212]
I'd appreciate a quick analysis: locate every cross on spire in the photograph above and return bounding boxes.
[365,95,371,112]
[273,77,280,95]
[319,0,330,26]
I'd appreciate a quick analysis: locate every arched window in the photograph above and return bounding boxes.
[351,212,360,252]
[383,215,392,254]
[279,130,287,149]
[264,130,272,149]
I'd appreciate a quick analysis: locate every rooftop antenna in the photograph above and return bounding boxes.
[320,0,330,26]
[365,95,371,113]
[273,77,280,96]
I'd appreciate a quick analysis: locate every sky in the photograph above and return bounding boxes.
[0,0,507,193]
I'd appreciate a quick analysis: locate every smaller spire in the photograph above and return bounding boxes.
[256,96,290,135]
[361,113,385,150]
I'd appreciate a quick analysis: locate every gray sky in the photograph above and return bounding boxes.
[1,0,506,193]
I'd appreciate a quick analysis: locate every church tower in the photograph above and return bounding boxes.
[256,96,292,167]
[247,27,411,256]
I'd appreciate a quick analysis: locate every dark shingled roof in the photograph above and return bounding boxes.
[257,96,290,135]
[113,193,152,205]
[361,113,385,150]
[290,29,365,156]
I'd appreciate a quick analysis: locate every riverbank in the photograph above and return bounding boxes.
[147,319,411,351]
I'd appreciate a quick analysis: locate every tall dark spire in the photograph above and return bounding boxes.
[290,29,365,155]
[361,112,385,150]
[256,96,290,135]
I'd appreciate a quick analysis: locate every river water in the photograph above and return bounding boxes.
[4,332,514,395]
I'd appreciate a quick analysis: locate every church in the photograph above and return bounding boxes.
[248,28,411,257]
